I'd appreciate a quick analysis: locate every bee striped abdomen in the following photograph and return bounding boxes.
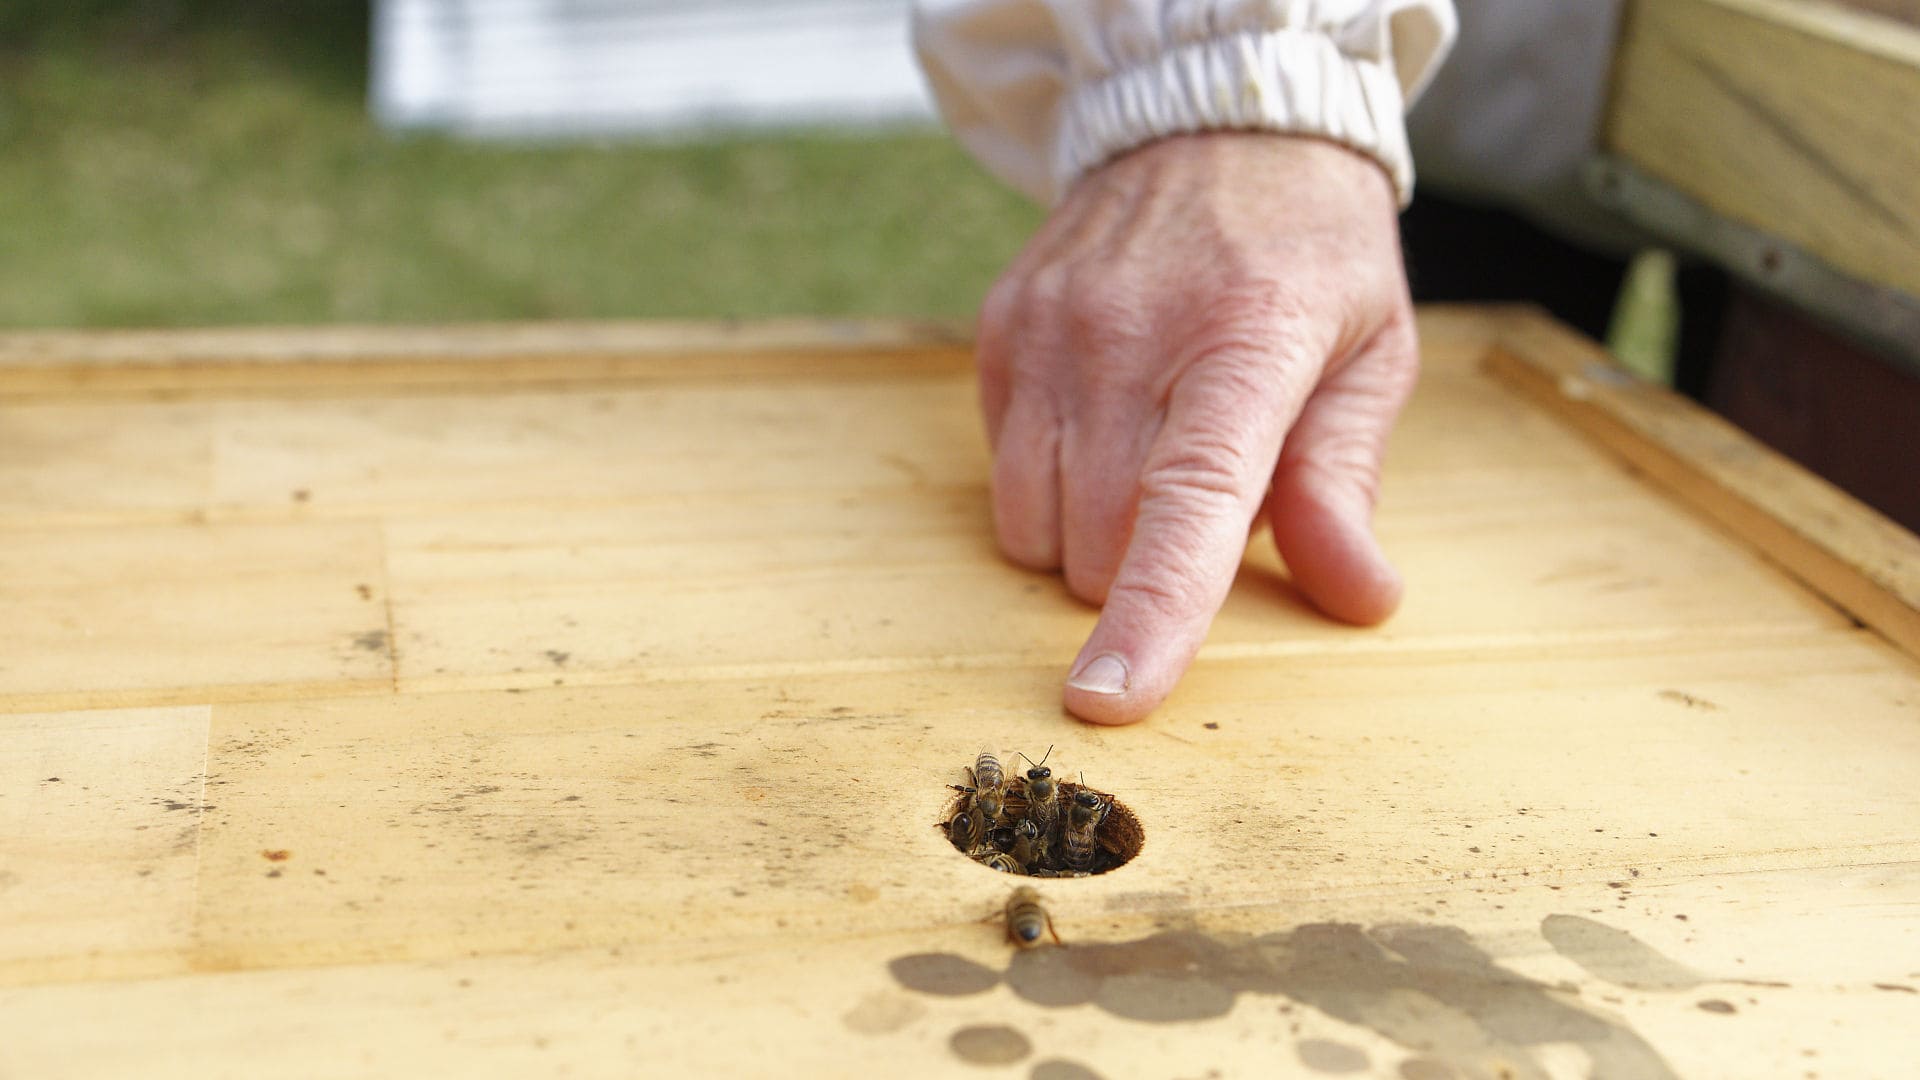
[977,851,1021,873]
[972,752,1004,793]
[1004,886,1060,947]
[948,809,983,853]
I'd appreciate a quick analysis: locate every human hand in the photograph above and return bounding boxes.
[976,132,1419,724]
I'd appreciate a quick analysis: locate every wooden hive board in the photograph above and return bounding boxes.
[1,308,1916,1078]
[1605,0,1920,299]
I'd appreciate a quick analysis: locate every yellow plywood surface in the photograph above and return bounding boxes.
[1,309,1916,1078]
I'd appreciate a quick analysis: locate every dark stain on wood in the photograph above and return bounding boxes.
[948,1024,1031,1066]
[1658,689,1721,711]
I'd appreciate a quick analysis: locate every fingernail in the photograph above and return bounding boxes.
[1067,653,1129,695]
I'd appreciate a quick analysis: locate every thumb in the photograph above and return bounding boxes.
[1266,317,1419,625]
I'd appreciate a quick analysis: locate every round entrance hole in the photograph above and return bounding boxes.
[938,751,1144,877]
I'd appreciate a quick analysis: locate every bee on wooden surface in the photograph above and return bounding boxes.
[976,850,1021,873]
[1018,746,1059,839]
[1060,788,1105,873]
[1004,886,1062,948]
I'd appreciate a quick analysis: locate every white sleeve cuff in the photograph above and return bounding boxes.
[1056,27,1416,206]
[913,0,1457,210]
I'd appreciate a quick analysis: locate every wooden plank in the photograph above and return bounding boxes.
[1488,309,1920,660]
[3,630,1914,986]
[0,318,970,398]
[3,635,1917,1074]
[379,470,1844,696]
[0,523,393,712]
[1606,0,1920,298]
[0,706,211,985]
[0,398,214,523]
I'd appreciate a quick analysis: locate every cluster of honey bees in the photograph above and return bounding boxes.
[941,747,1141,877]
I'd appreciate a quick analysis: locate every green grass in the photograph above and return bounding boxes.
[0,4,1044,328]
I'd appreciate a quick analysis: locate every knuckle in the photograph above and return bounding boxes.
[1061,268,1146,340]
[1179,281,1319,391]
[978,276,1022,340]
[1201,277,1309,338]
[1150,392,1270,490]
[1140,438,1254,510]
[1024,264,1072,315]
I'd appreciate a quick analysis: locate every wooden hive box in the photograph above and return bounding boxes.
[1,308,1917,1078]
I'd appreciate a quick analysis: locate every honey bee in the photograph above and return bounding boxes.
[950,752,1007,839]
[976,851,1021,873]
[1004,886,1062,948]
[1060,788,1105,873]
[1019,746,1059,839]
[947,808,983,853]
[1009,816,1045,870]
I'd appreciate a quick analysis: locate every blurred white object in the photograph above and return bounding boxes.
[372,0,936,136]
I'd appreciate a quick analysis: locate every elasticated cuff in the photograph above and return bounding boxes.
[1053,28,1416,207]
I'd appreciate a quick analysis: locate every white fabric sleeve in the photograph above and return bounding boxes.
[911,0,1458,207]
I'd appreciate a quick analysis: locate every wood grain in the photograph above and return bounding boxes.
[1,310,1916,1077]
[1606,0,1920,298]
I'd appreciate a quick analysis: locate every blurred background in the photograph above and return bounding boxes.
[0,0,1043,328]
[1,1,1672,334]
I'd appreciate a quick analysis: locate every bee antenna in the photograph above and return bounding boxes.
[1037,744,1053,768]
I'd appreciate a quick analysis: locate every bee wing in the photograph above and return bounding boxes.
[999,787,1031,817]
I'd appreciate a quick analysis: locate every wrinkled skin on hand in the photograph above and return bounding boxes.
[976,132,1419,725]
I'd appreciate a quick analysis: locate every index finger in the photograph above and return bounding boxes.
[1062,355,1307,724]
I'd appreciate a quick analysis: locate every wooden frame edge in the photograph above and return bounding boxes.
[0,317,976,398]
[1484,307,1920,661]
